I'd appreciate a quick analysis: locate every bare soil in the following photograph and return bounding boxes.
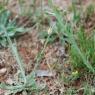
[0,0,95,95]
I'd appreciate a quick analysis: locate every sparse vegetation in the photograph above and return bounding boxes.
[0,0,95,95]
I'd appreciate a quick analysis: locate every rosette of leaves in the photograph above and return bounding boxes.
[0,8,26,47]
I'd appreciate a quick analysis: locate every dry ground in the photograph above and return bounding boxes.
[0,0,95,95]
